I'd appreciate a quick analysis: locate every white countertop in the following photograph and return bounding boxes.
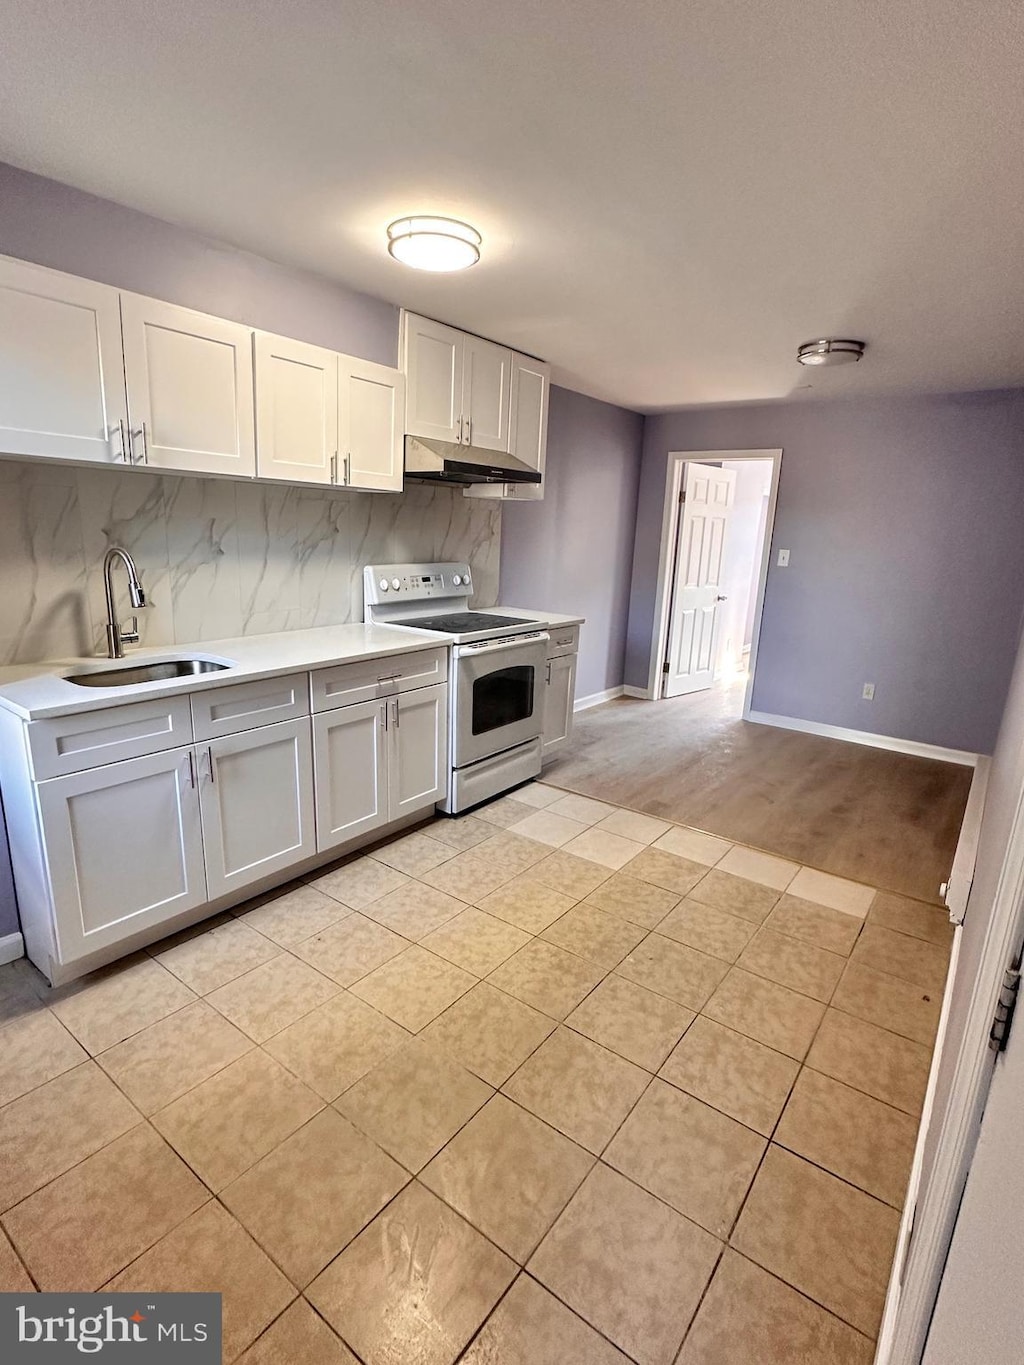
[0,623,452,721]
[0,608,584,721]
[481,607,586,630]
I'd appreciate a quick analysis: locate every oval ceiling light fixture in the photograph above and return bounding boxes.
[386,215,482,272]
[797,338,866,366]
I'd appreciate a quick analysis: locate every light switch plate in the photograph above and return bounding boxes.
[777,549,790,567]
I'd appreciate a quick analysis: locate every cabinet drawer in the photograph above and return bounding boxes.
[191,673,309,741]
[28,696,194,780]
[546,625,580,659]
[311,648,448,713]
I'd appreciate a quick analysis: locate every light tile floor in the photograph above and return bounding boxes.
[0,781,954,1364]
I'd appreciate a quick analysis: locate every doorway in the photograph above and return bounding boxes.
[648,449,781,715]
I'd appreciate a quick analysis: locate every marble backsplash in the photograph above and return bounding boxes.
[0,459,501,665]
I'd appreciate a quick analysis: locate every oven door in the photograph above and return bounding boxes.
[453,633,550,767]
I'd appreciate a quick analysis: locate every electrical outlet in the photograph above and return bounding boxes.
[777,549,790,567]
[862,682,876,701]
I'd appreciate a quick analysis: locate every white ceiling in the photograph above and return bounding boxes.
[2,0,1022,411]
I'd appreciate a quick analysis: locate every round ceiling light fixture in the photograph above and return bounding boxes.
[797,338,866,367]
[386,216,482,272]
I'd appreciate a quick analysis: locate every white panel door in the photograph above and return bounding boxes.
[664,464,736,698]
[340,355,405,492]
[462,334,511,452]
[542,652,577,759]
[121,293,256,476]
[199,718,315,901]
[389,683,448,819]
[254,332,337,484]
[465,351,549,502]
[403,313,463,443]
[0,256,129,464]
[312,699,390,851]
[37,747,206,964]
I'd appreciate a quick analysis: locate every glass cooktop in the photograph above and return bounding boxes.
[402,612,538,633]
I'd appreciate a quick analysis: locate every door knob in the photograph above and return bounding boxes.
[715,595,728,601]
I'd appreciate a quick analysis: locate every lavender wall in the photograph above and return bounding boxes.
[627,389,1024,754]
[0,162,398,364]
[501,386,644,699]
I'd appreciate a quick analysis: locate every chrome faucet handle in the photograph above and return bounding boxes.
[120,616,141,644]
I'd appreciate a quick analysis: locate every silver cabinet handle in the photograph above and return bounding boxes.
[392,697,400,729]
[380,702,388,731]
[186,750,197,789]
[110,419,128,463]
[344,453,351,485]
[465,416,471,445]
[130,421,149,465]
[457,415,464,444]
[206,747,216,784]
[330,452,338,484]
[555,635,573,646]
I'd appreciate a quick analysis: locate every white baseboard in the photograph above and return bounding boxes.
[623,685,652,700]
[574,686,625,713]
[746,710,980,768]
[0,931,24,966]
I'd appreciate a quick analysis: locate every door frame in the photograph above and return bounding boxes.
[645,448,783,709]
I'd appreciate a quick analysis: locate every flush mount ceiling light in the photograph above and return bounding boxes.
[797,338,866,366]
[386,216,482,272]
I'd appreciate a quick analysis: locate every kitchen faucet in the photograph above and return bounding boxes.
[103,547,148,659]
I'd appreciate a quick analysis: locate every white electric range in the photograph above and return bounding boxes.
[364,562,549,813]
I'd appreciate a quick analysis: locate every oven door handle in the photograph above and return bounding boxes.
[455,632,550,659]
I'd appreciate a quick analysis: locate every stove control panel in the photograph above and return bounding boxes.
[364,563,472,607]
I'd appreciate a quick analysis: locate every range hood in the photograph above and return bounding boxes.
[404,435,542,486]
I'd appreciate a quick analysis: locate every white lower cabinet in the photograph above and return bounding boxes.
[7,653,449,983]
[542,651,577,760]
[37,746,207,963]
[312,698,390,851]
[313,683,448,853]
[390,684,448,818]
[198,717,315,900]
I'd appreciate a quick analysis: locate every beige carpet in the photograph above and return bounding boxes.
[542,683,972,903]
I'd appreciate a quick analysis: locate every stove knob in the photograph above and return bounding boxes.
[391,577,401,591]
[378,578,389,592]
[452,574,462,586]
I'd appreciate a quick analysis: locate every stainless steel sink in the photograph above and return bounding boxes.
[66,659,232,688]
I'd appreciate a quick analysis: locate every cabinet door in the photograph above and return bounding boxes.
[389,683,448,819]
[312,699,390,851]
[340,355,405,492]
[403,313,463,443]
[462,334,511,452]
[37,747,206,964]
[0,256,129,464]
[199,718,315,901]
[542,653,577,759]
[254,332,337,484]
[121,293,256,476]
[464,351,549,501]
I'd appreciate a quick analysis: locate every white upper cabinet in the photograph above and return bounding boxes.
[254,332,338,484]
[464,351,551,502]
[340,355,405,492]
[508,353,550,483]
[120,293,256,476]
[402,312,512,452]
[403,314,463,443]
[462,334,512,452]
[0,256,129,464]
